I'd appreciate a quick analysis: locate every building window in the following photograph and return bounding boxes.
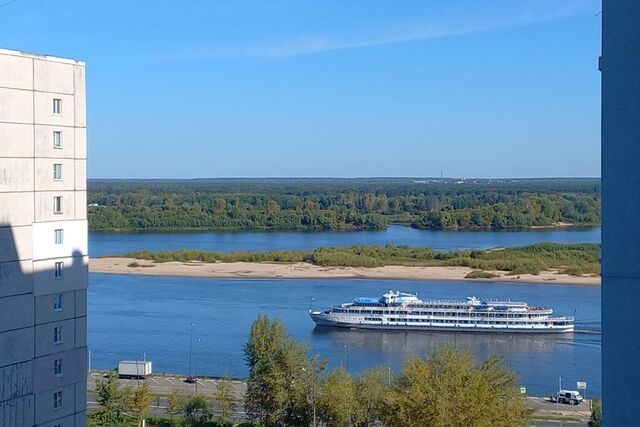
[54,196,63,214]
[53,294,63,311]
[54,229,63,244]
[54,358,63,376]
[54,261,64,279]
[53,164,62,180]
[53,390,62,409]
[53,98,62,115]
[53,326,62,344]
[53,131,62,148]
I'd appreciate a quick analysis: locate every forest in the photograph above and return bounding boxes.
[88,178,601,232]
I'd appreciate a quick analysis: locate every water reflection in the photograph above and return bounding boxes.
[313,326,561,361]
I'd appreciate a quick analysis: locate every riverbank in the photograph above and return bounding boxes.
[89,257,600,285]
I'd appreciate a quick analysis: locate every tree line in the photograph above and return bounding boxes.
[125,242,601,276]
[88,179,600,232]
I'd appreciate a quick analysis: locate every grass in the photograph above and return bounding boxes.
[465,270,499,279]
[127,261,156,268]
[121,243,601,277]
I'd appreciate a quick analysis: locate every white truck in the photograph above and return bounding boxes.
[118,361,152,379]
[556,390,584,405]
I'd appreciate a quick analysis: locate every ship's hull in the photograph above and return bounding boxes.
[310,312,574,334]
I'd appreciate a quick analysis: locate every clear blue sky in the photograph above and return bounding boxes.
[1,0,601,178]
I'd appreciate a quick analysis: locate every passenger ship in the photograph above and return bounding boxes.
[309,291,574,333]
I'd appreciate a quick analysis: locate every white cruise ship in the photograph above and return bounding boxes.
[309,291,574,333]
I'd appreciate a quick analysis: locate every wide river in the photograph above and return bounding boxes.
[88,226,601,397]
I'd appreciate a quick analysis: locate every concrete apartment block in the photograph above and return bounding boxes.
[0,48,87,427]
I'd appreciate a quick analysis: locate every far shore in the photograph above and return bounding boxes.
[89,257,601,286]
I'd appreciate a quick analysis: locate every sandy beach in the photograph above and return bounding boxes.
[89,257,600,285]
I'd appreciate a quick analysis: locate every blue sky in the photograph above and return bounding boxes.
[1,0,601,178]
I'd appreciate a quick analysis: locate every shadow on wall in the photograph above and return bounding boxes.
[0,223,88,427]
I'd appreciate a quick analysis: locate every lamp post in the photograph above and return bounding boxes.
[302,366,317,427]
[188,323,194,378]
[343,345,349,372]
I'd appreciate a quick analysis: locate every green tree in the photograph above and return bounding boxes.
[381,346,531,427]
[244,314,321,426]
[317,369,364,427]
[357,368,390,426]
[131,383,153,427]
[213,374,236,424]
[92,371,129,426]
[167,387,186,423]
[183,394,213,426]
[589,399,602,427]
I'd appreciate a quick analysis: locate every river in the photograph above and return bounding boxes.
[89,225,600,256]
[88,226,601,396]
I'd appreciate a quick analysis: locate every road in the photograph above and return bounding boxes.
[87,372,592,426]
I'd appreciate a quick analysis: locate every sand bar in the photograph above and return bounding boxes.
[90,257,600,286]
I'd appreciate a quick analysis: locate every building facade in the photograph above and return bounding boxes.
[0,48,88,426]
[602,2,640,424]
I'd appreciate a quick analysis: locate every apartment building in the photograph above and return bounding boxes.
[0,48,88,427]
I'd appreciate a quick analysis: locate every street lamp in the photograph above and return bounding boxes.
[186,323,198,384]
[343,345,349,372]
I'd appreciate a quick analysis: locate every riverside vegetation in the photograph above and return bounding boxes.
[124,242,601,276]
[88,178,600,232]
[89,315,533,426]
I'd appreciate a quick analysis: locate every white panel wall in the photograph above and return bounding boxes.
[35,125,75,159]
[1,49,87,427]
[33,60,74,94]
[34,318,75,358]
[0,158,34,192]
[0,193,34,226]
[0,54,32,90]
[73,67,86,127]
[35,291,74,324]
[0,260,33,298]
[33,255,88,296]
[31,221,88,260]
[0,88,33,123]
[74,128,86,159]
[35,191,76,223]
[0,395,34,427]
[0,123,34,157]
[34,92,74,126]
[74,290,86,317]
[74,317,86,348]
[0,226,32,262]
[32,348,87,394]
[33,383,75,425]
[74,160,86,191]
[74,192,87,220]
[0,294,33,331]
[34,160,76,191]
[0,327,34,367]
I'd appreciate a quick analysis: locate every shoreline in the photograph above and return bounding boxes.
[89,257,601,286]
